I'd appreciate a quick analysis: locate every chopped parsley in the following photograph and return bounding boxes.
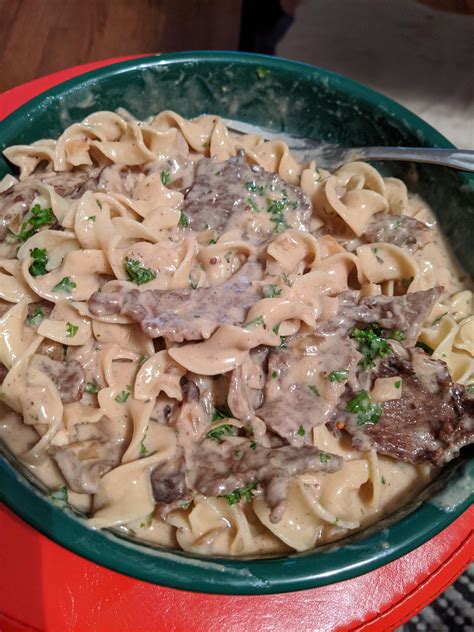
[328,370,349,383]
[297,425,305,437]
[179,212,189,228]
[160,169,171,186]
[189,275,198,289]
[263,284,282,298]
[115,387,131,403]
[52,276,76,294]
[139,511,154,528]
[351,324,402,370]
[29,247,48,276]
[224,250,232,263]
[8,204,54,242]
[244,315,265,329]
[466,383,474,394]
[381,476,386,485]
[66,322,79,338]
[256,66,268,79]
[96,199,103,209]
[271,370,279,379]
[136,355,146,371]
[267,197,289,232]
[25,307,44,328]
[209,238,217,245]
[320,451,332,463]
[308,384,320,397]
[415,341,434,355]
[212,402,232,422]
[84,381,99,394]
[394,380,401,389]
[250,441,258,450]
[206,424,235,441]
[246,197,260,212]
[49,485,69,509]
[86,215,96,222]
[124,256,156,285]
[345,391,383,425]
[223,482,258,505]
[431,313,448,327]
[245,181,265,194]
[139,433,149,457]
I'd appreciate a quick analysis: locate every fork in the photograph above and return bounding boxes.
[223,118,474,173]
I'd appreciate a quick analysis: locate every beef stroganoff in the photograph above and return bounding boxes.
[0,110,472,556]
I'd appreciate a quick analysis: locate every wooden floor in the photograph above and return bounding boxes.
[0,0,242,92]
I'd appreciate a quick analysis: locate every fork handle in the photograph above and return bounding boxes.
[352,147,474,172]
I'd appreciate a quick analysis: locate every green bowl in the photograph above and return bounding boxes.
[0,52,472,595]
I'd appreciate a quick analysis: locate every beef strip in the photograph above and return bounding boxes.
[150,449,189,505]
[257,336,360,445]
[30,354,85,403]
[339,348,474,465]
[51,439,122,494]
[182,152,311,233]
[193,441,342,523]
[363,212,432,252]
[88,260,264,341]
[317,287,442,346]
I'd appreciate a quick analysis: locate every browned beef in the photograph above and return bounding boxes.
[30,354,85,403]
[182,152,311,233]
[193,442,342,523]
[317,287,442,346]
[151,451,189,505]
[340,348,474,465]
[363,212,432,252]
[88,260,263,342]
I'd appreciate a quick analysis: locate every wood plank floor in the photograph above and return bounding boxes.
[0,0,242,92]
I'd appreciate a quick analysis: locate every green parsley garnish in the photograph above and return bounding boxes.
[345,391,383,425]
[244,315,265,329]
[381,476,386,484]
[431,313,448,327]
[245,181,265,194]
[206,424,235,441]
[25,307,44,328]
[351,324,402,370]
[212,403,232,422]
[223,482,258,505]
[415,341,434,355]
[179,212,189,228]
[84,381,99,394]
[256,67,268,79]
[328,370,349,383]
[209,239,217,245]
[297,425,305,437]
[86,215,96,222]
[391,330,406,342]
[96,199,103,209]
[8,204,54,242]
[29,247,49,276]
[161,169,171,186]
[320,451,332,463]
[53,276,76,294]
[250,441,258,450]
[308,384,320,397]
[466,384,474,394]
[139,511,154,528]
[263,284,282,298]
[189,275,198,290]
[115,387,131,403]
[394,380,401,389]
[271,370,279,379]
[124,256,156,285]
[246,197,259,212]
[66,322,79,338]
[49,485,68,509]
[267,197,289,232]
[139,436,149,457]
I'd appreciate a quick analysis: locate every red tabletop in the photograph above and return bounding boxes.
[0,57,473,632]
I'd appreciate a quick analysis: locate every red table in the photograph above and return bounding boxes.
[0,57,473,632]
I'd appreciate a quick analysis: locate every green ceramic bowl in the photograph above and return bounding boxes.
[0,52,472,595]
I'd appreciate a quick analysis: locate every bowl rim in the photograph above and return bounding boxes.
[0,51,472,595]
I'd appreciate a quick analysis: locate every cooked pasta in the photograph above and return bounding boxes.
[0,110,472,557]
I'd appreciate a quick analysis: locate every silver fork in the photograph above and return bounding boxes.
[223,118,474,172]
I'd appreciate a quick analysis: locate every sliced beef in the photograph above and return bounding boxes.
[30,354,85,403]
[363,212,432,252]
[36,169,99,199]
[256,336,360,445]
[88,260,263,342]
[151,450,189,505]
[339,348,474,465]
[51,439,121,493]
[194,442,342,523]
[318,287,442,346]
[182,152,311,233]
